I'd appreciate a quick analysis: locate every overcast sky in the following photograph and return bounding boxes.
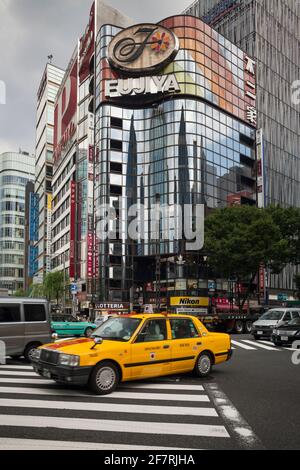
[0,0,193,155]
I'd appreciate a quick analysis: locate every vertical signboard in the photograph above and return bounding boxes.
[46,195,52,273]
[256,129,265,208]
[69,181,76,279]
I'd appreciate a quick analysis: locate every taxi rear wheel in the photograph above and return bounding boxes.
[194,352,213,378]
[89,361,119,395]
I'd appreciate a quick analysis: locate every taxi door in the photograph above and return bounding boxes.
[168,317,203,373]
[129,318,171,380]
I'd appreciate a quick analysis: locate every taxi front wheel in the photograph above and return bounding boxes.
[89,361,119,395]
[194,352,213,378]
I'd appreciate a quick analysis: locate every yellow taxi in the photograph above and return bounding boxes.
[31,314,232,395]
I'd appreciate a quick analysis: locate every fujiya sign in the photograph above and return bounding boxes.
[108,23,179,75]
[105,74,180,99]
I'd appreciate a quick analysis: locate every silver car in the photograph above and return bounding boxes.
[252,308,300,340]
[0,298,52,361]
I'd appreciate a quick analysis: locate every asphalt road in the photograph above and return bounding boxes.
[0,334,299,450]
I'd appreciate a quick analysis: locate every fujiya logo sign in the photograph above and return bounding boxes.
[108,23,179,75]
[105,74,180,99]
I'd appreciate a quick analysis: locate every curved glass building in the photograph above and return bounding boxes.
[94,15,257,308]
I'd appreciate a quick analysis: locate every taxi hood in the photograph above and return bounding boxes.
[42,337,97,355]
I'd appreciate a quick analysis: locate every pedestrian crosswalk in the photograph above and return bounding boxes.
[231,338,297,352]
[0,362,257,450]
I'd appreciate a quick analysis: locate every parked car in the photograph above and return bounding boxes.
[0,298,52,361]
[51,315,97,338]
[271,316,300,346]
[31,313,232,395]
[251,308,300,340]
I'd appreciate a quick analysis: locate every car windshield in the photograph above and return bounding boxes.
[260,310,283,321]
[91,316,141,341]
[287,318,300,326]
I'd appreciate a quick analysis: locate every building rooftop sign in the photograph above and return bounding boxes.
[108,23,179,75]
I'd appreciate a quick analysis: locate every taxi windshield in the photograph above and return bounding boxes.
[91,317,141,341]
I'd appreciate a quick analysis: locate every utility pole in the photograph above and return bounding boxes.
[155,194,161,313]
[62,252,66,315]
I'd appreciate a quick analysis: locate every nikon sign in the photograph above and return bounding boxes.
[170,297,209,307]
[105,74,180,99]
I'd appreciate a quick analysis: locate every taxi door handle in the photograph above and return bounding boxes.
[197,342,202,345]
[163,344,170,349]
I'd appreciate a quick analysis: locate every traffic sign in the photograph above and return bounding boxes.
[70,283,77,294]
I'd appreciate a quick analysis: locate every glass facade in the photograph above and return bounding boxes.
[184,0,300,292]
[94,15,256,303]
[0,152,35,293]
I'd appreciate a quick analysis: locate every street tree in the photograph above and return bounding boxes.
[43,271,66,304]
[204,205,290,310]
[30,283,45,298]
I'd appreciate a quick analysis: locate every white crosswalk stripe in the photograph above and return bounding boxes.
[0,361,235,449]
[242,340,279,351]
[0,438,192,450]
[231,340,256,350]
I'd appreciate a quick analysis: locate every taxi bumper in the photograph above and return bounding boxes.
[31,360,92,385]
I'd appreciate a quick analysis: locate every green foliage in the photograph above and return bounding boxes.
[14,288,28,297]
[205,205,289,280]
[43,271,67,304]
[30,283,45,298]
[204,205,300,309]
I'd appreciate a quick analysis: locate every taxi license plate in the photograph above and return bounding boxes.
[281,336,289,341]
[41,369,51,378]
[257,331,263,335]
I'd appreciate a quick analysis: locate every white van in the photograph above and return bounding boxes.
[0,298,52,361]
[251,308,300,340]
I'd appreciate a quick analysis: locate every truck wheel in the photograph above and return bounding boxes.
[245,321,253,334]
[234,320,244,334]
[89,361,119,395]
[194,352,213,378]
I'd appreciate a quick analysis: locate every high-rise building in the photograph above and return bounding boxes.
[34,63,64,284]
[94,14,257,309]
[184,0,300,293]
[51,0,132,313]
[0,151,35,294]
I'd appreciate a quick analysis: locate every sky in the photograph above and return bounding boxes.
[0,0,194,155]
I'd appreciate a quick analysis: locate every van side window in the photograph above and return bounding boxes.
[0,304,20,323]
[24,304,46,322]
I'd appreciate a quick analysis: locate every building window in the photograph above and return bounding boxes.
[110,139,122,152]
[111,117,123,129]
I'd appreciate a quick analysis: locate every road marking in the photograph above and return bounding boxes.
[205,383,264,449]
[0,438,193,450]
[0,386,210,402]
[0,365,33,370]
[0,371,38,376]
[121,383,204,391]
[0,378,53,385]
[0,414,229,438]
[92,391,210,402]
[242,340,279,351]
[0,397,218,417]
[231,340,256,350]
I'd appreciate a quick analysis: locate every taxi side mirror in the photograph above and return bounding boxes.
[90,337,103,349]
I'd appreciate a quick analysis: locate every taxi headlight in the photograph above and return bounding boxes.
[58,354,80,367]
[31,348,41,361]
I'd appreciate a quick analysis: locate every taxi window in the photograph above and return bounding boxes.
[135,319,167,343]
[170,318,200,339]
